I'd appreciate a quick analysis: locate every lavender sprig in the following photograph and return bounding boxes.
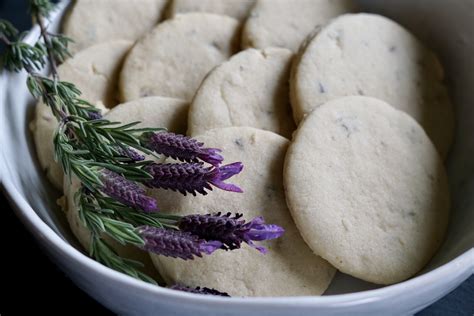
[141,132,224,166]
[137,226,222,260]
[0,1,165,282]
[170,285,230,297]
[178,212,285,253]
[144,162,243,196]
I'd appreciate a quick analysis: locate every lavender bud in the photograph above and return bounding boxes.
[116,146,145,162]
[99,169,158,212]
[87,110,102,120]
[141,132,224,166]
[170,285,230,297]
[137,226,222,260]
[178,212,285,254]
[144,162,243,196]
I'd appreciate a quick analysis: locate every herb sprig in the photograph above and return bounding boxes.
[1,0,284,288]
[2,6,167,281]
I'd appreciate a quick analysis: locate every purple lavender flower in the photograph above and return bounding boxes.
[140,132,224,166]
[87,110,102,120]
[136,226,222,260]
[99,169,158,212]
[170,285,230,297]
[178,212,285,254]
[115,146,145,162]
[144,162,243,196]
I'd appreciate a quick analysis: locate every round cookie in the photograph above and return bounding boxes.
[242,0,354,52]
[63,97,189,281]
[63,0,167,54]
[291,13,454,158]
[188,48,295,138]
[167,0,255,21]
[119,13,240,102]
[106,96,189,135]
[55,40,133,108]
[148,127,336,296]
[31,40,132,190]
[284,96,450,285]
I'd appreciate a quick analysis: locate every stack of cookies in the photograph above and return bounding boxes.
[31,0,453,296]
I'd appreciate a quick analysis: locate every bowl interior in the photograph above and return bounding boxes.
[1,0,473,296]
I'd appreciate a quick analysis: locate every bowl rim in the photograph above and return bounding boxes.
[0,0,473,310]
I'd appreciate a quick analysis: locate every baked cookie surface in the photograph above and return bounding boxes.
[149,127,336,296]
[63,0,167,53]
[291,13,454,158]
[284,96,450,284]
[119,13,240,102]
[188,48,295,138]
[167,0,255,21]
[242,0,354,52]
[106,96,189,135]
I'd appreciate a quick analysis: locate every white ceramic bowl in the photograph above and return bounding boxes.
[1,0,473,315]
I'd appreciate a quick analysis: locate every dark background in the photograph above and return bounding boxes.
[0,0,472,315]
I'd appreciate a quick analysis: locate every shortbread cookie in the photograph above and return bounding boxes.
[242,0,354,52]
[291,13,454,158]
[167,0,255,21]
[106,96,189,135]
[284,96,450,285]
[63,0,167,54]
[120,13,240,102]
[63,97,190,280]
[31,41,132,190]
[188,48,295,138]
[148,127,336,296]
[56,40,133,107]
